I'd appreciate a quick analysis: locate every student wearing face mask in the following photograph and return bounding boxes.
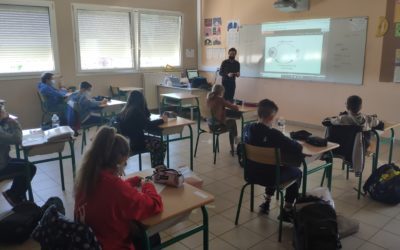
[37,72,68,123]
[67,81,107,126]
[74,126,163,250]
[219,48,240,103]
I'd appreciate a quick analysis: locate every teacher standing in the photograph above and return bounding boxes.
[219,48,240,103]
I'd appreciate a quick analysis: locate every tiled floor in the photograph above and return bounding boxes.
[1,122,400,250]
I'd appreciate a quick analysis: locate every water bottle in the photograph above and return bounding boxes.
[277,117,286,133]
[51,114,60,128]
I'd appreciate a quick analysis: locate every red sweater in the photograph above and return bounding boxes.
[74,171,163,250]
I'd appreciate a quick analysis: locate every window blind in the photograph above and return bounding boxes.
[139,13,182,68]
[77,9,133,70]
[0,4,55,74]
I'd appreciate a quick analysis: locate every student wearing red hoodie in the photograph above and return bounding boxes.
[74,126,163,250]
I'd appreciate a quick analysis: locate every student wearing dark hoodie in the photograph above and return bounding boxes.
[243,99,303,221]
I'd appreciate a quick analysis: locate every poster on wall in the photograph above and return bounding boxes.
[204,17,222,47]
[394,0,400,23]
[226,20,240,49]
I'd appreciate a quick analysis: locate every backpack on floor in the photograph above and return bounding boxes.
[0,197,65,244]
[363,163,400,204]
[293,196,341,250]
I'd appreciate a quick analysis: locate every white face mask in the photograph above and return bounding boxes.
[51,79,56,86]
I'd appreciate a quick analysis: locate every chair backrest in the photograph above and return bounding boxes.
[109,86,120,98]
[243,144,282,186]
[37,91,48,111]
[324,123,364,163]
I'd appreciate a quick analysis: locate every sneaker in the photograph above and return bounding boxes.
[2,190,23,207]
[259,201,270,214]
[278,208,294,223]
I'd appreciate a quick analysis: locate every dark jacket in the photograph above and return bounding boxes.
[219,59,240,82]
[118,108,163,151]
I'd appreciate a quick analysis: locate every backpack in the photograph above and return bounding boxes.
[293,196,341,250]
[0,202,42,244]
[363,163,400,204]
[0,197,65,244]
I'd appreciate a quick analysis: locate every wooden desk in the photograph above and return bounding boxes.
[160,93,200,121]
[372,121,400,170]
[99,99,127,120]
[19,127,76,199]
[126,170,213,250]
[299,141,340,196]
[118,87,143,93]
[150,114,195,170]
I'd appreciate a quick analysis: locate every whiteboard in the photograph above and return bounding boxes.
[238,17,368,85]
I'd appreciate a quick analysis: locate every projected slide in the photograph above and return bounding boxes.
[264,35,323,75]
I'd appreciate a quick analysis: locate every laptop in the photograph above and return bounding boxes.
[186,69,199,82]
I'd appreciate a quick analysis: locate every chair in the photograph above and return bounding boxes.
[0,164,34,202]
[109,86,127,100]
[37,91,61,125]
[234,144,298,242]
[194,106,228,164]
[323,122,374,199]
[66,105,100,154]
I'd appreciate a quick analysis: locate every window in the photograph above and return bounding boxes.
[0,3,57,74]
[73,5,183,72]
[139,12,182,68]
[76,9,133,71]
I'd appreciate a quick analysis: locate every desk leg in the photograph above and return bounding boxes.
[302,160,308,196]
[58,152,65,191]
[326,152,333,191]
[189,125,193,171]
[69,140,76,179]
[201,206,209,250]
[389,128,395,164]
[372,130,380,172]
[241,115,244,142]
[166,135,170,168]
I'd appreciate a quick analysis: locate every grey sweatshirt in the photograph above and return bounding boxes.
[0,117,22,171]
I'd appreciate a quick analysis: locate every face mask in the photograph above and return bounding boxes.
[51,80,56,86]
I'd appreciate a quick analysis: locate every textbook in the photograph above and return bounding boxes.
[22,126,74,147]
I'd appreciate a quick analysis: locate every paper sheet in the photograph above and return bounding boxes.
[185,48,194,58]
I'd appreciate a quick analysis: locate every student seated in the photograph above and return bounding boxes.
[74,126,163,250]
[244,99,303,221]
[326,95,381,149]
[37,72,68,122]
[0,102,36,207]
[118,91,167,167]
[207,84,239,155]
[67,81,107,126]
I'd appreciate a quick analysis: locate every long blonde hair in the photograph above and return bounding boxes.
[207,84,225,100]
[74,126,130,200]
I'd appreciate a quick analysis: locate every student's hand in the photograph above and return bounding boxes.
[127,176,143,187]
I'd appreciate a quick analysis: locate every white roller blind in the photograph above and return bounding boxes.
[0,4,55,74]
[139,13,182,68]
[77,9,133,70]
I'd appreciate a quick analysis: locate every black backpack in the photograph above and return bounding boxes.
[293,196,341,250]
[363,163,400,204]
[0,197,65,244]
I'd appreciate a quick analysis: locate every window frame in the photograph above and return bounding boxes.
[0,0,60,80]
[71,4,136,75]
[137,9,184,70]
[72,4,184,74]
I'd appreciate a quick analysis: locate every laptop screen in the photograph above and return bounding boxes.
[187,69,199,80]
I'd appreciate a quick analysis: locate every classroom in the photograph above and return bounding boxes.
[0,0,400,249]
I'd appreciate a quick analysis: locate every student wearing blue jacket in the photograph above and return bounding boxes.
[37,73,68,111]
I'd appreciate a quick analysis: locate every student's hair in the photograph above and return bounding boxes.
[257,99,279,119]
[74,126,130,200]
[346,95,362,114]
[207,84,224,99]
[119,90,149,119]
[41,72,53,83]
[228,48,237,53]
[80,81,92,90]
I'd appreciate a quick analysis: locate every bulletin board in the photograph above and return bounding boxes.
[379,0,400,82]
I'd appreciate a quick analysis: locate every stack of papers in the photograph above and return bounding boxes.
[22,126,74,147]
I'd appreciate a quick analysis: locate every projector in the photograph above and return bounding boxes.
[273,0,309,12]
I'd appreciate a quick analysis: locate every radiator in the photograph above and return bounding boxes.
[143,71,181,110]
